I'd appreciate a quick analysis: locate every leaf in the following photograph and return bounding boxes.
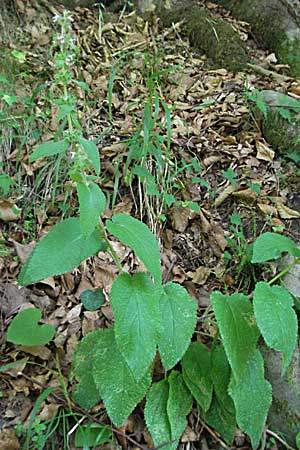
[167,371,193,440]
[77,182,106,237]
[7,307,55,346]
[74,424,111,448]
[80,289,105,311]
[211,292,259,380]
[145,372,192,450]
[203,396,236,445]
[202,345,236,444]
[18,218,106,286]
[158,282,197,371]
[111,272,161,381]
[251,232,300,263]
[93,327,151,427]
[106,213,162,284]
[0,173,14,194]
[229,350,272,449]
[211,345,232,409]
[72,330,103,410]
[253,282,297,372]
[182,342,213,412]
[77,136,100,176]
[29,139,69,162]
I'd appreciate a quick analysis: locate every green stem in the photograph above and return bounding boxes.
[268,257,300,286]
[98,220,124,273]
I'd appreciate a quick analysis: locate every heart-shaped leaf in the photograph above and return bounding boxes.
[80,289,106,311]
[7,307,55,346]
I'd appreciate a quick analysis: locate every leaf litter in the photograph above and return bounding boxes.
[1,0,300,448]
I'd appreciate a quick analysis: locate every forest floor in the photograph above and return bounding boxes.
[0,0,300,449]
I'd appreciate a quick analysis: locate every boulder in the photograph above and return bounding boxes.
[214,0,300,76]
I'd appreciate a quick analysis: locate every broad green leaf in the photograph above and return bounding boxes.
[77,136,100,175]
[145,372,192,450]
[145,379,171,449]
[18,218,106,286]
[211,292,259,380]
[93,327,151,427]
[252,232,300,263]
[182,341,213,412]
[229,350,272,449]
[211,345,232,409]
[106,213,162,284]
[253,282,297,372]
[77,181,106,237]
[158,282,196,371]
[7,307,55,346]
[80,289,105,311]
[74,424,111,448]
[202,345,236,444]
[203,396,236,445]
[167,371,193,440]
[29,139,69,162]
[111,272,161,381]
[72,329,102,410]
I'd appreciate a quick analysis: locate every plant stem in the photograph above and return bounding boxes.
[98,220,124,273]
[268,257,300,286]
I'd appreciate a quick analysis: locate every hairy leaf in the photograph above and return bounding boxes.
[29,139,69,162]
[211,292,259,380]
[72,329,102,410]
[204,395,236,445]
[18,218,106,286]
[253,282,297,372]
[229,350,272,449]
[7,307,55,346]
[252,232,300,263]
[202,345,235,444]
[93,327,151,426]
[111,272,161,381]
[182,341,213,412]
[145,372,192,450]
[158,282,196,371]
[107,214,162,284]
[77,136,100,175]
[77,182,106,237]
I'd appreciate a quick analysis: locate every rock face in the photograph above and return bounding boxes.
[258,90,300,154]
[214,0,300,76]
[147,1,249,72]
[262,346,300,446]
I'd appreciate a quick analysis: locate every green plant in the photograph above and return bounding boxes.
[11,11,300,450]
[224,213,255,285]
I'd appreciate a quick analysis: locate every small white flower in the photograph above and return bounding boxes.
[70,151,75,160]
[52,14,60,23]
[65,55,74,65]
[57,34,65,44]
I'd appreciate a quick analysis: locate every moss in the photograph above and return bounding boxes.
[157,4,249,72]
[214,0,300,76]
[262,111,300,154]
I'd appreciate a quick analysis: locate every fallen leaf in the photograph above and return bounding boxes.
[0,200,21,222]
[256,141,274,162]
[277,203,300,219]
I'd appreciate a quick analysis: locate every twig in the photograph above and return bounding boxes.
[199,419,230,449]
[266,429,296,450]
[247,63,291,81]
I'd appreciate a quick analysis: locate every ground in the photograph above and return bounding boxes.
[0,0,300,449]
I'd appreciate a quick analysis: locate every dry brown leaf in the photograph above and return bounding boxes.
[232,187,257,203]
[171,206,196,232]
[256,141,275,162]
[187,266,211,285]
[181,425,198,443]
[0,200,21,222]
[257,202,278,217]
[0,428,20,450]
[214,184,239,208]
[277,203,300,219]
